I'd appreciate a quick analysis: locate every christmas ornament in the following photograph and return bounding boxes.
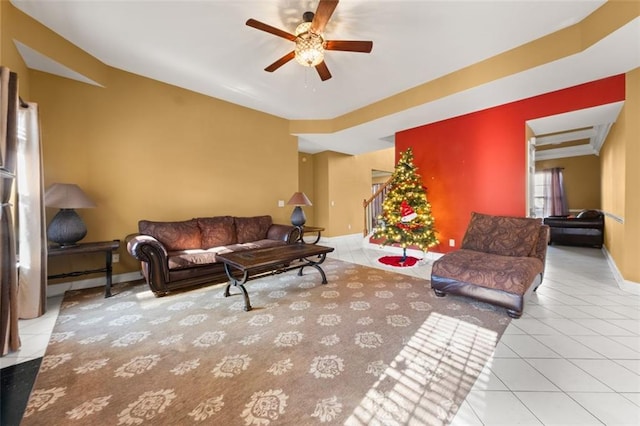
[400,200,417,222]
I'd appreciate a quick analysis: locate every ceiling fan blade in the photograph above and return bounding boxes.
[325,40,373,53]
[311,0,338,34]
[315,61,332,81]
[265,51,295,72]
[246,18,296,42]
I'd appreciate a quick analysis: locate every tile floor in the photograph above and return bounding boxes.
[2,235,640,425]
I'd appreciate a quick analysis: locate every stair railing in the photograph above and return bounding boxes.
[363,178,392,236]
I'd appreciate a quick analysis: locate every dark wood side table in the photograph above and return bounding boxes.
[47,240,121,298]
[299,226,324,244]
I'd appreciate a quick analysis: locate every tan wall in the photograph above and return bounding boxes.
[623,68,640,284]
[310,148,394,237]
[31,69,297,276]
[3,4,298,280]
[601,67,639,284]
[536,155,601,211]
[313,152,331,232]
[297,152,315,226]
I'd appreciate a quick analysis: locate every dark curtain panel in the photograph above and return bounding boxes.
[1,67,20,355]
[544,167,569,217]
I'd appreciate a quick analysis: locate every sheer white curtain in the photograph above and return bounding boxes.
[1,67,20,355]
[17,102,46,319]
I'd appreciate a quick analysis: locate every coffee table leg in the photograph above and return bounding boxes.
[223,263,252,311]
[298,253,328,284]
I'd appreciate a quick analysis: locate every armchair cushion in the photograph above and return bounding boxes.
[432,249,543,296]
[138,219,201,251]
[461,212,542,257]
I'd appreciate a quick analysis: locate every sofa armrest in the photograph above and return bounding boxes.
[126,234,173,294]
[266,224,298,244]
[127,234,168,262]
[532,225,550,279]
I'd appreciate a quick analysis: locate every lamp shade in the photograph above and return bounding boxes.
[45,183,96,209]
[287,192,312,206]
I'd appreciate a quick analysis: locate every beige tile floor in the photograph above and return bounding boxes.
[3,235,640,425]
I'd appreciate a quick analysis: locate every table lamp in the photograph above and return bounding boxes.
[287,192,312,227]
[45,183,96,247]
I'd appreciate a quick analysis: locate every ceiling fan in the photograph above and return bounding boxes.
[246,0,373,81]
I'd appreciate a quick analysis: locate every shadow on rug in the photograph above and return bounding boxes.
[23,259,511,425]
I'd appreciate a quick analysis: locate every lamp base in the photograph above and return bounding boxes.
[290,206,307,227]
[47,209,87,247]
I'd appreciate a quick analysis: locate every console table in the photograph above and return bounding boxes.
[47,240,120,298]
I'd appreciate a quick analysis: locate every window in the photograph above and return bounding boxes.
[533,171,546,218]
[535,168,568,217]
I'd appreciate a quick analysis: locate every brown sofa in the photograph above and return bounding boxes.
[430,212,549,318]
[127,215,298,296]
[543,209,603,248]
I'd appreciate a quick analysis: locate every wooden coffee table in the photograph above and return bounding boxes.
[217,243,335,311]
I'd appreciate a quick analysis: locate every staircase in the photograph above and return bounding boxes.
[362,179,391,237]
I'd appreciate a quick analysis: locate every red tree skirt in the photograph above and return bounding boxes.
[378,255,420,267]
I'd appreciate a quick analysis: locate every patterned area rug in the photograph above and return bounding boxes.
[23,259,510,425]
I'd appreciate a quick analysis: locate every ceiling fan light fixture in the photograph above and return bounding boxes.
[295,21,312,36]
[295,31,325,67]
[246,1,372,80]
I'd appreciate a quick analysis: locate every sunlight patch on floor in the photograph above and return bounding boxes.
[346,312,499,425]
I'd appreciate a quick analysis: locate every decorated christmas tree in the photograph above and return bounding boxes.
[373,148,438,261]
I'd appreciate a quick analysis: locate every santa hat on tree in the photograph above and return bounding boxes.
[400,200,417,222]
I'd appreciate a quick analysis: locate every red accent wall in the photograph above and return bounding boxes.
[396,75,625,253]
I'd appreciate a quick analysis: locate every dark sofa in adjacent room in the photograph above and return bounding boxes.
[543,209,604,248]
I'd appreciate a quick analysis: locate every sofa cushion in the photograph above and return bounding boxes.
[139,219,201,251]
[432,249,544,296]
[197,216,237,248]
[231,239,287,251]
[461,212,541,257]
[166,239,286,269]
[235,215,273,243]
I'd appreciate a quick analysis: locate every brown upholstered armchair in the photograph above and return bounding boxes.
[431,212,549,318]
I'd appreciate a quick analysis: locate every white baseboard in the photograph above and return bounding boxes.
[47,271,144,298]
[602,246,640,295]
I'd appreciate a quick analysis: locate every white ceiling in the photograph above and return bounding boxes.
[529,101,624,161]
[10,0,640,155]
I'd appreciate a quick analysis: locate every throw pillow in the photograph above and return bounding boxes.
[138,219,201,251]
[197,216,237,248]
[235,216,273,243]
